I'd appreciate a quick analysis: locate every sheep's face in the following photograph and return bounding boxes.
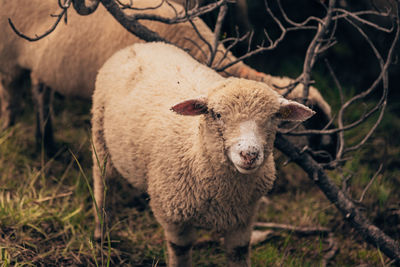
[225,119,267,174]
[171,78,315,174]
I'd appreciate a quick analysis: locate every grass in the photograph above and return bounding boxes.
[0,93,399,266]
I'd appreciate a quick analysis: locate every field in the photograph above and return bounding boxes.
[1,77,399,266]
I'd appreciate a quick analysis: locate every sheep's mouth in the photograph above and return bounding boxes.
[239,164,257,170]
[234,163,259,174]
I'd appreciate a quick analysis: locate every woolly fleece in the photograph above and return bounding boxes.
[92,42,281,232]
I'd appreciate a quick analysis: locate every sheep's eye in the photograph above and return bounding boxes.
[210,109,221,120]
[210,109,222,120]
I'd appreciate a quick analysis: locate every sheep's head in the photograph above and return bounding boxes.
[171,78,315,174]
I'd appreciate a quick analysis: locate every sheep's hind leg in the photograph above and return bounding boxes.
[31,75,56,155]
[92,147,111,241]
[91,101,115,241]
[162,222,196,267]
[224,225,252,267]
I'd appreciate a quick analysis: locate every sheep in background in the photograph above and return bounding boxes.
[0,0,331,153]
[92,42,315,266]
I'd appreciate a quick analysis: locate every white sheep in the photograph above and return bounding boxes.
[92,42,315,266]
[0,0,330,132]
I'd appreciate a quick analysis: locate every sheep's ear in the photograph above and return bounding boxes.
[171,98,208,116]
[277,98,315,121]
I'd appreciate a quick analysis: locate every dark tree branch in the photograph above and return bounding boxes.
[215,0,317,72]
[208,4,228,66]
[333,7,393,33]
[301,0,336,104]
[283,6,399,147]
[275,134,400,263]
[8,0,72,42]
[99,0,166,42]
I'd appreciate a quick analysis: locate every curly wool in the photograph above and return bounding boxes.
[92,42,279,231]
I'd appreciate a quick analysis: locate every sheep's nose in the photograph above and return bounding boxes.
[240,150,259,166]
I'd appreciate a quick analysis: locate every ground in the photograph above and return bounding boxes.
[0,88,399,266]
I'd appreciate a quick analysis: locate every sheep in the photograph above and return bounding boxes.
[92,42,315,266]
[0,0,330,143]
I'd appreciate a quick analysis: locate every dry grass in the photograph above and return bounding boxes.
[0,94,399,266]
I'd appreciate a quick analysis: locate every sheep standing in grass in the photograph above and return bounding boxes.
[92,42,315,266]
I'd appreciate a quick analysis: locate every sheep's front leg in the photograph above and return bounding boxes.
[224,225,252,267]
[162,222,196,267]
[0,73,15,129]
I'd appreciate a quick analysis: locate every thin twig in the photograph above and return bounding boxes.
[208,4,228,66]
[188,18,213,58]
[321,233,339,267]
[333,7,393,33]
[183,37,208,61]
[357,164,383,203]
[301,0,336,104]
[216,0,317,72]
[254,222,330,236]
[8,0,71,42]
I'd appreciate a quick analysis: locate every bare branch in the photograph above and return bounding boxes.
[275,134,400,262]
[99,0,166,42]
[208,4,228,66]
[8,0,72,42]
[216,0,317,72]
[184,37,208,61]
[187,18,213,59]
[357,164,383,203]
[344,100,386,153]
[322,233,339,267]
[254,222,330,236]
[283,13,398,139]
[333,7,393,33]
[215,30,250,69]
[301,0,336,104]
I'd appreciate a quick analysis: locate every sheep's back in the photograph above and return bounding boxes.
[94,42,223,189]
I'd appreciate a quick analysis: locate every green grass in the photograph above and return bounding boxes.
[0,93,399,266]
